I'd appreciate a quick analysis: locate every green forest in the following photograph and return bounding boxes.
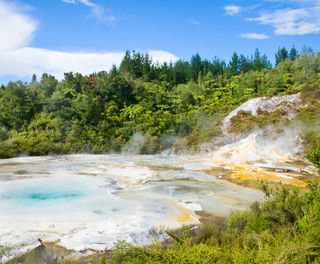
[1,46,319,159]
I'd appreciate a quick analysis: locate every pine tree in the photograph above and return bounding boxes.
[190,53,202,81]
[262,55,272,69]
[289,46,298,61]
[228,52,240,75]
[253,49,263,71]
[110,65,119,78]
[142,52,152,81]
[119,50,131,75]
[239,55,253,73]
[31,74,37,83]
[275,47,289,66]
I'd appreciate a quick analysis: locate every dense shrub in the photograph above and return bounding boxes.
[307,148,320,171]
[103,183,320,264]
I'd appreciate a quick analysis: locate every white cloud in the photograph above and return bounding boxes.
[188,19,200,25]
[62,0,115,22]
[225,1,320,36]
[147,51,179,64]
[0,1,37,51]
[224,5,242,15]
[0,0,179,80]
[240,33,269,39]
[249,7,320,35]
[2,48,125,80]
[1,48,178,80]
[62,0,76,3]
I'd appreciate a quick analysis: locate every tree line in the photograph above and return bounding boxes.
[0,45,318,157]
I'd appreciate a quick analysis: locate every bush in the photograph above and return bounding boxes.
[106,183,320,264]
[306,148,320,170]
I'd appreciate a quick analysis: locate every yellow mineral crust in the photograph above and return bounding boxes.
[155,202,201,229]
[229,163,307,186]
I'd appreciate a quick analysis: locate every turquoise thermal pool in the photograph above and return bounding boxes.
[0,154,263,257]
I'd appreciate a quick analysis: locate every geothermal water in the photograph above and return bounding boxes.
[0,142,313,259]
[0,153,266,257]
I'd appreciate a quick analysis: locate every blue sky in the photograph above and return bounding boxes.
[0,0,319,84]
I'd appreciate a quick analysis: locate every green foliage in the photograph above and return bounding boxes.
[290,46,298,61]
[275,47,289,66]
[307,148,320,170]
[104,184,320,264]
[107,238,225,264]
[228,52,240,76]
[0,49,319,157]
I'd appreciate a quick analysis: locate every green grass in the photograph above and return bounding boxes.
[101,183,320,264]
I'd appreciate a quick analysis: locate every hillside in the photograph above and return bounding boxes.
[0,49,319,165]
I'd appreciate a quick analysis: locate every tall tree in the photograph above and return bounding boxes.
[289,46,298,61]
[119,50,132,75]
[142,52,152,81]
[275,47,289,66]
[211,57,225,76]
[253,49,263,71]
[41,73,58,97]
[130,51,143,78]
[0,81,33,129]
[173,60,190,84]
[261,54,272,69]
[190,53,202,81]
[239,55,253,73]
[202,59,210,76]
[228,52,240,75]
[110,65,119,78]
[31,74,37,83]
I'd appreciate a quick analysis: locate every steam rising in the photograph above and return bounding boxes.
[211,127,303,164]
[121,132,147,154]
